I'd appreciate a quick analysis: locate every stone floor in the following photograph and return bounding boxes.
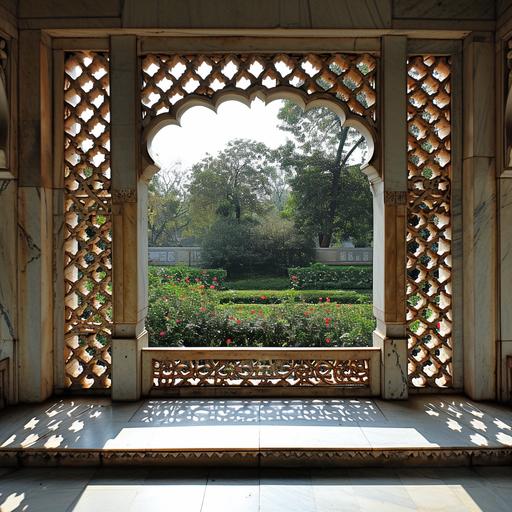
[1,465,512,511]
[0,395,511,455]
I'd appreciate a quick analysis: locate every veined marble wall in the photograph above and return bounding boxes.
[0,179,17,403]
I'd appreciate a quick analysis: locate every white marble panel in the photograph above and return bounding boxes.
[394,0,494,20]
[499,179,512,340]
[374,333,408,400]
[463,157,497,400]
[122,0,392,29]
[17,186,54,402]
[463,39,495,159]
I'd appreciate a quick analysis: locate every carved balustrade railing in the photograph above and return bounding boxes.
[142,347,380,397]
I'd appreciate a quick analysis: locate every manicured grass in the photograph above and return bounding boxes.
[216,289,371,304]
[224,276,291,290]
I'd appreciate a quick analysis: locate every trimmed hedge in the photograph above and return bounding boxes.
[288,263,372,290]
[216,289,371,305]
[149,265,227,289]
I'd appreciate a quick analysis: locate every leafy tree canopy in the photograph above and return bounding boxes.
[277,101,372,247]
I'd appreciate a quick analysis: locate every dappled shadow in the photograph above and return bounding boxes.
[131,398,384,425]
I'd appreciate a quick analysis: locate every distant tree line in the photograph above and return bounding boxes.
[148,101,373,275]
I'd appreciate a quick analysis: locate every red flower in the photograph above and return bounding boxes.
[159,331,165,337]
[436,322,441,329]
[236,319,241,324]
[260,295,267,300]
[291,275,298,281]
[213,276,218,281]
[325,338,331,344]
[226,338,232,345]
[326,297,331,303]
[185,277,190,283]
[199,285,205,289]
[176,319,181,324]
[200,307,206,312]
[325,317,331,326]
[210,285,216,289]
[250,310,256,314]
[319,297,323,302]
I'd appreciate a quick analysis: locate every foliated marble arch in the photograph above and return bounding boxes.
[140,53,378,174]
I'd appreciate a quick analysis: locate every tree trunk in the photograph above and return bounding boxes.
[318,232,332,248]
[322,127,348,247]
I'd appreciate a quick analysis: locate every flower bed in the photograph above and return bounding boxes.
[147,282,374,348]
[149,265,227,289]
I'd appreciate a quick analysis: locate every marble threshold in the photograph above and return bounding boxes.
[0,395,511,467]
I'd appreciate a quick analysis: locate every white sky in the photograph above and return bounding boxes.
[149,98,289,172]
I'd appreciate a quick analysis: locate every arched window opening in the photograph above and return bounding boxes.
[146,96,375,351]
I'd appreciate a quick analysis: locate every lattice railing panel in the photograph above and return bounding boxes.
[406,56,452,388]
[150,352,373,389]
[141,53,377,125]
[63,52,112,390]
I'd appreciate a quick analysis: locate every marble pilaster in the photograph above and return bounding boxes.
[110,35,148,400]
[370,36,408,399]
[462,36,497,401]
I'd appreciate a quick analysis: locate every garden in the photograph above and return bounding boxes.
[146,99,376,348]
[146,264,375,348]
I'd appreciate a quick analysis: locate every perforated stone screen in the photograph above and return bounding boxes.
[63,52,112,390]
[140,53,377,126]
[406,56,452,388]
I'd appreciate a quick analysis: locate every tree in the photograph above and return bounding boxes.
[188,139,276,230]
[148,167,190,246]
[277,101,372,247]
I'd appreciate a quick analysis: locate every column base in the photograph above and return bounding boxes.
[112,330,148,401]
[373,330,408,400]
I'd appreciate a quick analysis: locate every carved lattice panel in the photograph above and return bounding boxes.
[63,52,112,389]
[406,56,452,388]
[153,358,370,388]
[141,53,377,125]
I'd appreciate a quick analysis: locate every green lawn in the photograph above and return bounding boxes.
[224,276,291,290]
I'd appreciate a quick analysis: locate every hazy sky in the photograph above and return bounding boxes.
[149,98,289,173]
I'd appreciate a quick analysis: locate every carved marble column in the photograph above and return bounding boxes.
[370,36,408,399]
[110,35,148,400]
[462,34,497,400]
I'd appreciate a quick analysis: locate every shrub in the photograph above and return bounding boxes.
[201,217,313,277]
[201,219,260,276]
[148,265,226,289]
[288,263,372,290]
[252,215,314,274]
[216,289,371,305]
